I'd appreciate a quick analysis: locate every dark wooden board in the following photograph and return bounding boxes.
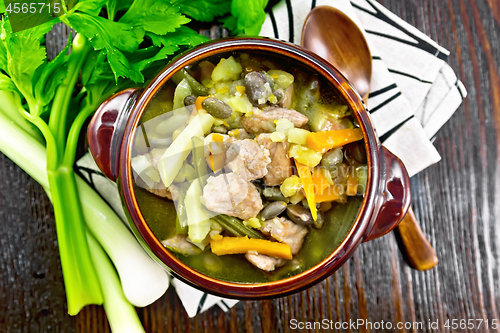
[1,0,500,332]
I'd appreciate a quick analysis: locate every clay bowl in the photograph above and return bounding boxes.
[87,37,410,299]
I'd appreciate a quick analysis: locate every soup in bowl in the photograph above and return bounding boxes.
[88,37,410,298]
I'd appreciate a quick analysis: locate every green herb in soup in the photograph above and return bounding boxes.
[132,53,368,283]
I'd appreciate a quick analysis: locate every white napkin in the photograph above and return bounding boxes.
[77,0,466,317]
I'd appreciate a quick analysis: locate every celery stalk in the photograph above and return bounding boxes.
[47,167,103,314]
[49,33,92,152]
[0,107,169,310]
[186,136,212,242]
[158,112,214,187]
[77,176,170,307]
[185,179,212,243]
[42,34,103,314]
[87,233,146,333]
[0,90,43,143]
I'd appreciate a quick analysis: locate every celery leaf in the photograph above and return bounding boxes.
[34,40,70,106]
[132,45,179,73]
[3,25,46,104]
[65,12,144,80]
[120,2,189,35]
[120,0,189,35]
[73,0,109,15]
[171,0,231,22]
[66,13,144,52]
[224,0,269,35]
[147,26,209,48]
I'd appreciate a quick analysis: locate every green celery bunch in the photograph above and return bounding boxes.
[0,0,273,328]
[0,21,104,314]
[0,109,146,331]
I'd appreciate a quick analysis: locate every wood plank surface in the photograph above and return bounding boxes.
[1,0,500,332]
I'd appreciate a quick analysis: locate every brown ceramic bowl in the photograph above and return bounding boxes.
[87,37,410,299]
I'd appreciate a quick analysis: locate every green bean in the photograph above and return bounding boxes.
[286,204,314,226]
[271,89,285,104]
[262,187,289,202]
[172,69,208,96]
[175,184,189,234]
[321,147,343,170]
[211,216,242,237]
[244,71,271,107]
[211,125,228,134]
[201,97,233,119]
[179,136,209,236]
[356,166,368,195]
[212,215,265,239]
[312,211,325,229]
[260,201,287,220]
[351,143,367,164]
[191,136,208,183]
[184,94,197,106]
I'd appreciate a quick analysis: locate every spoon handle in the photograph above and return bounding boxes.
[396,207,438,271]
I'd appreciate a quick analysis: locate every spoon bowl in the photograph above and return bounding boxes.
[302,6,372,102]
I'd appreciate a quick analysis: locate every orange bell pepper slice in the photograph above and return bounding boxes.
[206,154,225,172]
[306,128,363,153]
[211,236,293,260]
[294,160,317,221]
[195,96,208,111]
[315,185,342,203]
[346,167,358,196]
[205,134,226,172]
[311,167,330,195]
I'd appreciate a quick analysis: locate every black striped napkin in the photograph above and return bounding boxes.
[76,0,466,317]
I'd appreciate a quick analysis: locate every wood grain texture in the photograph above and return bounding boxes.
[1,0,499,332]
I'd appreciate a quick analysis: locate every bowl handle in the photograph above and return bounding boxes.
[87,88,141,181]
[363,146,411,242]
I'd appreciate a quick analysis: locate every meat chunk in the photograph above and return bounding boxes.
[161,235,201,255]
[147,183,179,201]
[228,128,249,140]
[203,173,263,220]
[226,139,271,181]
[245,251,286,272]
[241,107,309,134]
[256,134,293,186]
[148,148,167,172]
[133,149,173,199]
[260,217,308,255]
[147,187,169,198]
[279,84,294,109]
[323,119,350,131]
[167,184,180,201]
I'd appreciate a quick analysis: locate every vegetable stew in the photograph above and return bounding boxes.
[132,52,368,283]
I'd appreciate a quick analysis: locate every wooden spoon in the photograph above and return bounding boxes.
[301,6,438,271]
[301,6,371,103]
